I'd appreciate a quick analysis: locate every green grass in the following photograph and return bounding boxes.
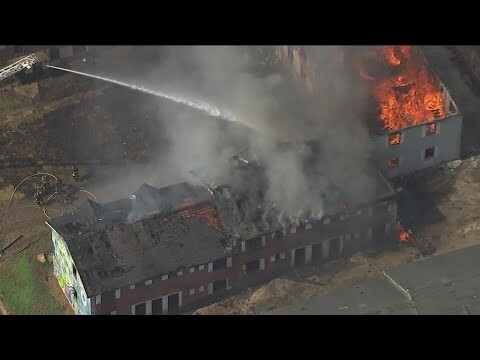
[0,236,63,314]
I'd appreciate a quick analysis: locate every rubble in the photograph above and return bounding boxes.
[444,159,463,170]
[470,156,480,168]
[36,253,46,263]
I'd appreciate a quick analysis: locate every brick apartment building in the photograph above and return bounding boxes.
[47,158,397,315]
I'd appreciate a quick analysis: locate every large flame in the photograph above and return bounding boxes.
[355,46,446,131]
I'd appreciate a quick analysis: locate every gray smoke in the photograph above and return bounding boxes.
[83,46,378,221]
[138,46,377,219]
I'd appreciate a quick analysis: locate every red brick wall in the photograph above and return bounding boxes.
[92,197,397,315]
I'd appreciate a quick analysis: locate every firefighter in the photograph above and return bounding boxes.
[64,185,72,204]
[41,175,50,194]
[71,166,80,182]
[34,191,44,207]
[33,183,43,197]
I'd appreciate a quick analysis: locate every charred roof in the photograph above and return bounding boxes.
[48,182,226,297]
[48,159,394,297]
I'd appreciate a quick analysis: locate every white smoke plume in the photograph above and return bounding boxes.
[87,46,379,221]
[138,46,377,219]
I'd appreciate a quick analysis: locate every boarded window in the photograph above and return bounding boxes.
[152,298,163,315]
[388,133,401,146]
[246,237,263,252]
[102,290,115,303]
[213,279,227,292]
[213,258,227,271]
[329,238,341,259]
[424,147,435,159]
[134,302,146,315]
[168,293,180,311]
[245,259,260,273]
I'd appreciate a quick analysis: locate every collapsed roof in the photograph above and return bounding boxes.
[48,156,394,297]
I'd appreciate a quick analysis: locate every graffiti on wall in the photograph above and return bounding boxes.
[52,230,91,315]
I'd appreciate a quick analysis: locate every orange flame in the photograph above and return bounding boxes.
[384,46,401,66]
[356,46,446,131]
[389,133,401,145]
[396,221,412,243]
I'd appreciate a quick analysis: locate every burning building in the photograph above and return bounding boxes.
[275,45,462,178]
[42,45,456,314]
[46,155,396,315]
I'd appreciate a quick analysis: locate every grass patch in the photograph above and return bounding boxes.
[0,236,63,314]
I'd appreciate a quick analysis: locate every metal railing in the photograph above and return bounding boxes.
[0,53,37,82]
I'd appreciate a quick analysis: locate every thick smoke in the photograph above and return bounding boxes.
[132,46,378,220]
[91,46,379,220]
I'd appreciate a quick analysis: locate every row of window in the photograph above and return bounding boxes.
[243,223,394,275]
[388,123,438,147]
[98,211,396,305]
[132,292,181,315]
[189,285,205,296]
[243,253,286,274]
[127,279,230,315]
[388,146,436,169]
[96,257,233,304]
[240,203,393,254]
[107,220,394,313]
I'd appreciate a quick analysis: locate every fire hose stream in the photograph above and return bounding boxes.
[8,172,97,218]
[43,189,97,220]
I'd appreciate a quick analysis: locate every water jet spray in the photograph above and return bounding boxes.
[45,64,238,123]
